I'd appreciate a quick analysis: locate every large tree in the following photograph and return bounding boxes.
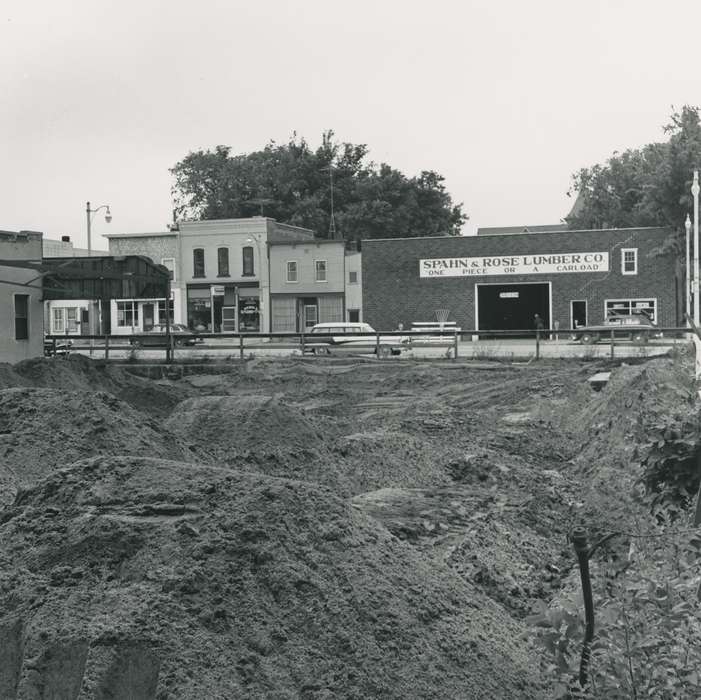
[170,132,467,240]
[566,105,701,254]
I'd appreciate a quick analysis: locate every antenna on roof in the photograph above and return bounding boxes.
[322,164,339,240]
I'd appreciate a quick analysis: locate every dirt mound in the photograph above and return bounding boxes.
[0,388,206,505]
[5,355,196,417]
[0,456,547,699]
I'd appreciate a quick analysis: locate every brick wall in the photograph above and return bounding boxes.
[362,228,679,331]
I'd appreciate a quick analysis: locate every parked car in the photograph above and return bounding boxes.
[129,324,203,347]
[44,338,73,357]
[304,322,409,357]
[570,313,663,344]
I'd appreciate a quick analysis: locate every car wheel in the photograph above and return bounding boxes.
[175,338,184,347]
[580,332,598,345]
[633,332,649,344]
[377,346,392,359]
[130,339,142,348]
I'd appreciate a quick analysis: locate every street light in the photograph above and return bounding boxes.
[685,214,692,324]
[86,201,112,256]
[693,171,700,326]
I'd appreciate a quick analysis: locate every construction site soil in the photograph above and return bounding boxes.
[0,352,695,698]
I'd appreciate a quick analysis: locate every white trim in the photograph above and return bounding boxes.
[315,259,328,283]
[621,248,638,275]
[286,260,298,283]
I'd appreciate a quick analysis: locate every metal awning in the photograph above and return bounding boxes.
[0,255,171,300]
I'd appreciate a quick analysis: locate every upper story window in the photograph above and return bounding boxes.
[621,248,638,275]
[287,261,298,283]
[242,246,254,276]
[161,258,176,282]
[193,248,205,278]
[315,260,327,282]
[348,270,358,284]
[217,247,230,277]
[14,294,29,340]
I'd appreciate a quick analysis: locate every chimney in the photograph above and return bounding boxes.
[61,235,71,243]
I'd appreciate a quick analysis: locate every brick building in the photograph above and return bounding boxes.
[362,227,679,332]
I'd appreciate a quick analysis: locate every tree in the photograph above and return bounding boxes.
[566,105,701,254]
[170,132,467,240]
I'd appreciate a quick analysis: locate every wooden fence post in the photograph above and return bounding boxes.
[610,329,615,359]
[239,334,244,361]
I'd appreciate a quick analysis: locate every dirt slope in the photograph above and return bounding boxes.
[0,388,207,506]
[0,456,547,699]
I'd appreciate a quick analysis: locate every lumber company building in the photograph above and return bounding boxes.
[361,227,679,332]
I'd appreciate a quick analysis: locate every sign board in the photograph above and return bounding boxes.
[419,252,609,278]
[211,285,225,296]
[500,291,519,299]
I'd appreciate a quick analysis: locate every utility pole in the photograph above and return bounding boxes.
[328,165,337,239]
[693,171,700,326]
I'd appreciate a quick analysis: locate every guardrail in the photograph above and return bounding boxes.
[44,327,690,364]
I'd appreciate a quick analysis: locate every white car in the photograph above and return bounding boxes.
[304,322,408,357]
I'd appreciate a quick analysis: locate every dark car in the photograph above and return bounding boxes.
[570,313,663,344]
[129,324,203,347]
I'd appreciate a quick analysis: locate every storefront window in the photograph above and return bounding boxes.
[238,296,260,332]
[157,299,175,325]
[605,298,657,322]
[116,301,139,328]
[187,287,212,331]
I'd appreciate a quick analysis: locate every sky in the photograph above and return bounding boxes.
[2,0,700,250]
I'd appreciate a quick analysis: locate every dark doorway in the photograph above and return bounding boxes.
[477,283,550,333]
[143,303,155,331]
[571,300,587,329]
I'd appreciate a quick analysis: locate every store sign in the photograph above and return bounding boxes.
[419,252,609,278]
[500,291,519,298]
[211,285,225,296]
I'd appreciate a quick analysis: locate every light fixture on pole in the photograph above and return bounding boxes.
[686,214,692,324]
[693,171,700,326]
[86,201,112,256]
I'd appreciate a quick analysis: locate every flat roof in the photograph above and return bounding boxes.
[363,226,670,243]
[103,231,176,239]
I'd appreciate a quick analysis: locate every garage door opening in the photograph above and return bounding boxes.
[476,283,550,334]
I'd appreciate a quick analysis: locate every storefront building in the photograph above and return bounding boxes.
[106,218,316,333]
[269,239,346,331]
[362,227,679,332]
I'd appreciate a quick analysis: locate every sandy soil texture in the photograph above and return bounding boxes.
[0,351,694,698]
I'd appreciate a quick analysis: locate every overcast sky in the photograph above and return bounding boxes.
[3,0,700,250]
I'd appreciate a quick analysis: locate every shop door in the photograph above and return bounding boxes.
[571,300,587,329]
[303,304,318,330]
[143,303,155,331]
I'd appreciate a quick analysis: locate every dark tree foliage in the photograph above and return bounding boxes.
[566,105,701,254]
[170,132,467,240]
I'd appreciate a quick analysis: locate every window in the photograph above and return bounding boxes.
[605,298,657,323]
[315,260,327,282]
[52,308,65,334]
[193,248,205,277]
[242,246,254,276]
[116,301,139,327]
[217,247,230,277]
[14,295,29,340]
[348,309,360,322]
[161,258,176,282]
[348,270,358,284]
[287,261,298,282]
[157,299,175,325]
[66,308,79,333]
[621,248,638,275]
